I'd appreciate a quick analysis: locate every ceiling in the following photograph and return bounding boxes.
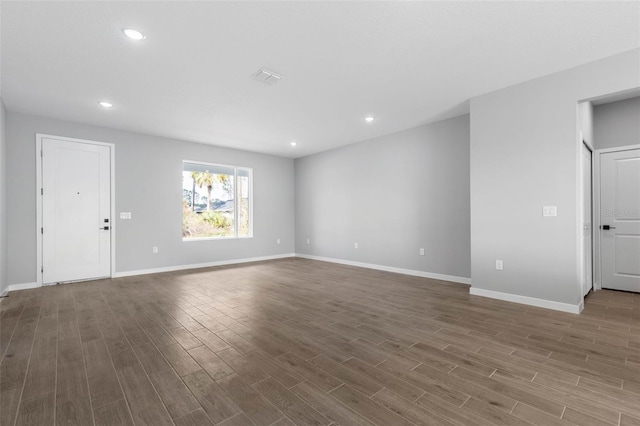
[1,2,639,158]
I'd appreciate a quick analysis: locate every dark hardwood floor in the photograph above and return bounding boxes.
[1,258,639,426]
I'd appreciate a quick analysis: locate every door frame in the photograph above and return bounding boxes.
[36,134,116,286]
[579,140,593,297]
[592,143,640,290]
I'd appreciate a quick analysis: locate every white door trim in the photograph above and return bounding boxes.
[579,141,593,298]
[576,101,594,306]
[36,134,116,286]
[592,143,640,290]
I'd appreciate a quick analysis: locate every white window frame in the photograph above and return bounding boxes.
[182,160,253,241]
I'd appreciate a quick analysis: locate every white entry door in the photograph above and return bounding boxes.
[582,144,593,296]
[42,137,111,284]
[600,148,640,292]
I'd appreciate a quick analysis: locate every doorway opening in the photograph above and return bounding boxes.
[590,91,640,293]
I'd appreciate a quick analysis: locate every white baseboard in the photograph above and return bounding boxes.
[113,253,296,278]
[1,260,584,316]
[469,287,583,314]
[7,282,40,292]
[5,254,468,292]
[295,254,471,285]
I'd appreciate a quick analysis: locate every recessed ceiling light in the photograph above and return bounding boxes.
[99,101,113,108]
[364,116,375,123]
[290,141,297,147]
[123,28,146,40]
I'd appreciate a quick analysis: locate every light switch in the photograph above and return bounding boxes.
[120,212,132,219]
[542,206,557,217]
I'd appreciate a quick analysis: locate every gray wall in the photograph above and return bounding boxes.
[6,112,295,285]
[295,114,470,280]
[0,100,7,295]
[470,48,640,307]
[594,96,640,150]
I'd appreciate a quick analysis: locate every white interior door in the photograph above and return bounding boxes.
[42,137,111,284]
[582,144,593,296]
[600,148,640,292]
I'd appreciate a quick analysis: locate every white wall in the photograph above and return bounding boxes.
[6,112,295,285]
[594,96,640,150]
[0,100,7,296]
[295,114,470,282]
[470,48,640,312]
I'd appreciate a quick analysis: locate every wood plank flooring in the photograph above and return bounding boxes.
[1,258,639,426]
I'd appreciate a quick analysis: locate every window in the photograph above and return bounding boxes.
[182,161,252,239]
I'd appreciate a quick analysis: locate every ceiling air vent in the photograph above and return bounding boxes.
[252,68,283,85]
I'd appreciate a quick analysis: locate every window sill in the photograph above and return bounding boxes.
[182,236,253,242]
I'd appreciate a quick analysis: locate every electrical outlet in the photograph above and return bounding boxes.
[419,248,425,256]
[354,242,358,249]
[276,239,281,244]
[153,247,158,254]
[496,260,503,270]
[306,238,310,245]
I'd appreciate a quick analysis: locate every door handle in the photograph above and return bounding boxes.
[601,225,616,230]
[100,226,110,230]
